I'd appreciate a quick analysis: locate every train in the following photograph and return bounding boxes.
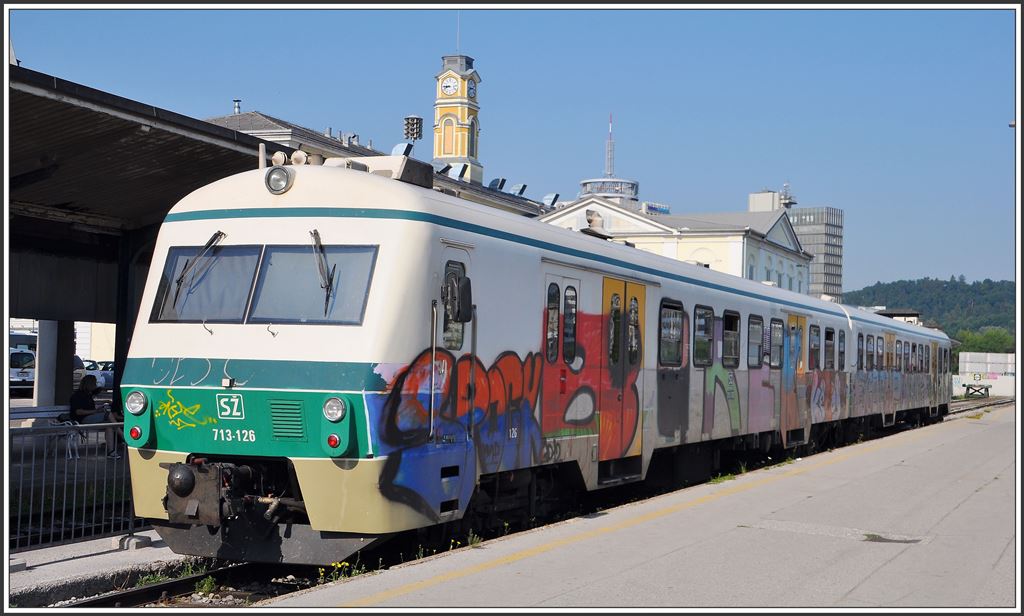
[121,151,952,564]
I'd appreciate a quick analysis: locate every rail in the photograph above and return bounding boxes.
[8,421,144,552]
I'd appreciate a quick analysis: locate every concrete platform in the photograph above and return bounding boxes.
[263,401,1019,609]
[7,530,186,607]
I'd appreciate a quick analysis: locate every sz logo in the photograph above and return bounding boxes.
[216,394,245,420]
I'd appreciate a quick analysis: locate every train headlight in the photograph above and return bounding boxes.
[323,397,347,422]
[265,166,294,194]
[125,391,148,415]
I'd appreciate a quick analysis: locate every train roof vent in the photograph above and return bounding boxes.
[325,155,432,189]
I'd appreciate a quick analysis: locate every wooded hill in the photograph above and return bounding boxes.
[843,277,1015,353]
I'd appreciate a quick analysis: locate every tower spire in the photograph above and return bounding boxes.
[605,113,615,178]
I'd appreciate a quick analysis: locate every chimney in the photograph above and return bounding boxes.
[324,127,332,138]
[232,99,241,114]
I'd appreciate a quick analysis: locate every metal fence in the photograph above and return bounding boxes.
[8,421,144,552]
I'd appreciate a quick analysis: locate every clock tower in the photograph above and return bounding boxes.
[433,54,483,184]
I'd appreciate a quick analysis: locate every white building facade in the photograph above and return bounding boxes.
[540,196,812,293]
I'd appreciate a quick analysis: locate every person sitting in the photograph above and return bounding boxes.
[69,374,121,459]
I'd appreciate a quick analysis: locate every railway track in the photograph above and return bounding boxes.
[64,562,315,608]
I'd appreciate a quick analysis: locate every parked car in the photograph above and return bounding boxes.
[9,348,35,397]
[73,355,86,391]
[82,359,114,389]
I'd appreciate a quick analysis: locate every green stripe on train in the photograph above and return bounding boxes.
[122,357,388,392]
[122,386,372,458]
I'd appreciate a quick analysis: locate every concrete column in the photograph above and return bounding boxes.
[33,320,58,406]
[54,320,76,405]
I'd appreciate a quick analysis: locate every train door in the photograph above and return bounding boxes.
[881,332,897,427]
[599,277,645,472]
[781,313,807,447]
[928,341,939,418]
[540,273,589,440]
[433,246,476,514]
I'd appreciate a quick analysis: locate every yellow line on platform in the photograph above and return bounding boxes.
[341,411,989,607]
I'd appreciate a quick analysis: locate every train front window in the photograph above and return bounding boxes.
[151,245,261,323]
[249,245,378,325]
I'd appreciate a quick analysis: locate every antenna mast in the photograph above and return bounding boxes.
[605,113,615,178]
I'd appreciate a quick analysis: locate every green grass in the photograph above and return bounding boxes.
[135,572,170,587]
[708,473,735,484]
[194,575,216,593]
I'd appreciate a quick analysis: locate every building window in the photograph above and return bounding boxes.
[442,117,455,156]
[694,305,714,366]
[468,118,478,158]
[748,316,764,368]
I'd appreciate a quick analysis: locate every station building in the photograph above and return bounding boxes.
[750,186,845,301]
[541,122,813,294]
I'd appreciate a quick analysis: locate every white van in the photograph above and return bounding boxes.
[9,348,35,397]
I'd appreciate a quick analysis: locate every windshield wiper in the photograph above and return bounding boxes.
[173,230,226,306]
[310,229,337,317]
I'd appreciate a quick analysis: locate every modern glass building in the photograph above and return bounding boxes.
[788,206,844,301]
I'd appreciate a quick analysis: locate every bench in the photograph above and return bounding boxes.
[962,383,992,398]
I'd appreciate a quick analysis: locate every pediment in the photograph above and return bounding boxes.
[540,197,676,235]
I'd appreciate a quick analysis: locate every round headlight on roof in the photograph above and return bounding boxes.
[125,391,148,415]
[265,166,294,194]
[323,397,347,422]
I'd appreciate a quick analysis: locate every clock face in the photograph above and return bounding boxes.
[441,77,459,96]
[467,80,476,98]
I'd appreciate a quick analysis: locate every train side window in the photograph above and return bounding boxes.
[747,315,764,368]
[925,345,930,373]
[857,334,864,370]
[769,319,784,368]
[609,293,622,365]
[896,340,902,371]
[722,311,740,368]
[824,328,835,370]
[904,342,911,372]
[693,305,714,367]
[659,301,683,367]
[443,261,466,350]
[546,283,560,363]
[865,335,875,371]
[809,325,821,370]
[911,343,917,372]
[838,331,846,370]
[876,338,885,371]
[563,286,577,364]
[627,297,641,366]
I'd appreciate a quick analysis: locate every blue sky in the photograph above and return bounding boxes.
[7,7,1018,291]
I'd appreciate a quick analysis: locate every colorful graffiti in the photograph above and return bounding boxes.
[746,322,778,434]
[700,316,742,438]
[370,348,545,521]
[155,390,218,430]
